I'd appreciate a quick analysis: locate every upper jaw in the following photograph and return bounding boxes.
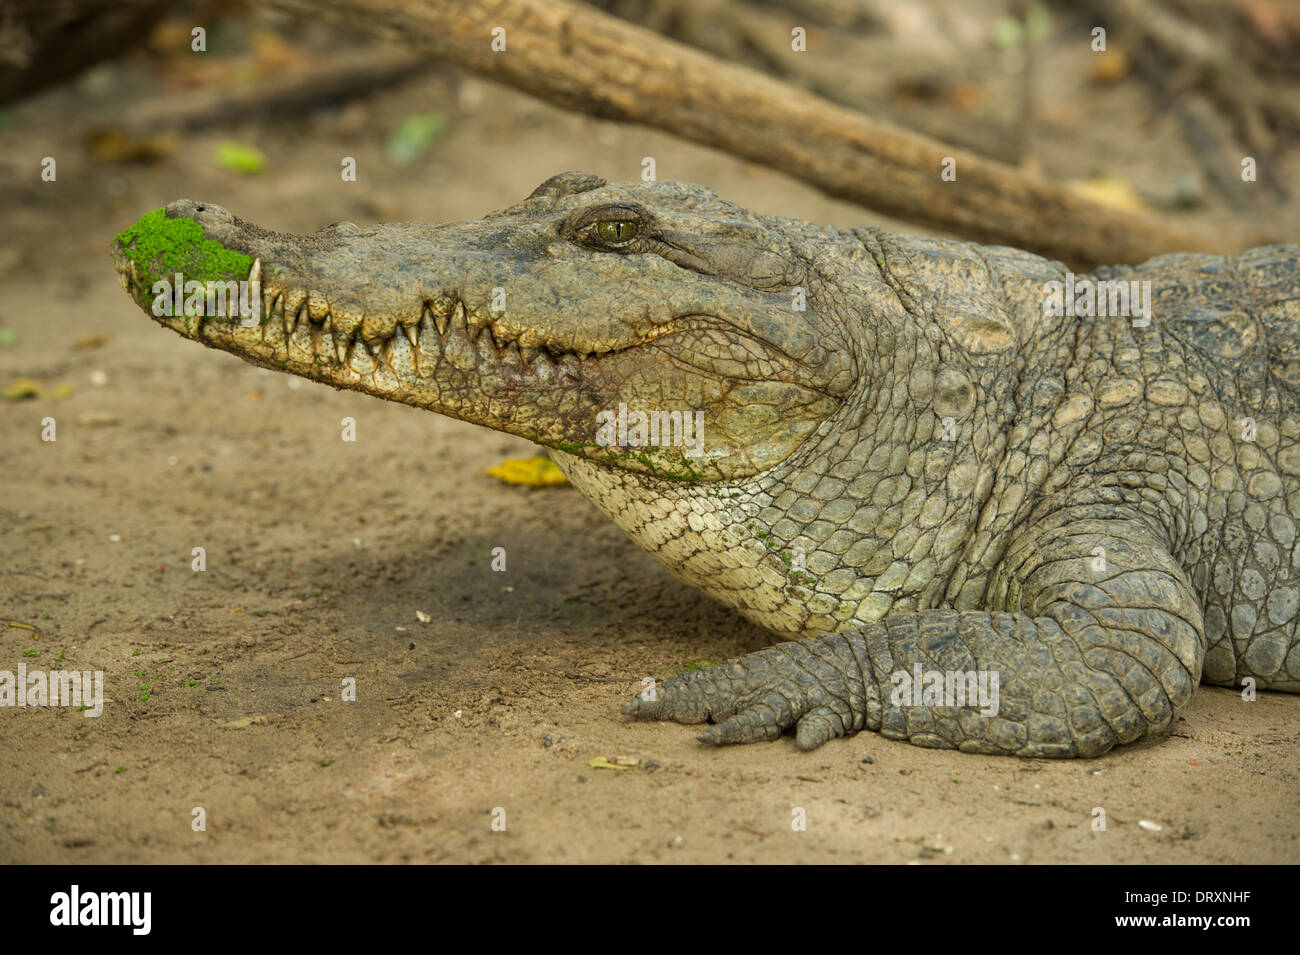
[113,198,839,380]
[118,200,682,356]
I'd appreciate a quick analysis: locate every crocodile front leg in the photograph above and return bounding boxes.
[624,511,1206,757]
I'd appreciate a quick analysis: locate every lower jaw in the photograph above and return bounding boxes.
[160,311,611,446]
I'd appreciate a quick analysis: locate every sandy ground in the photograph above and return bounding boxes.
[2,26,1299,864]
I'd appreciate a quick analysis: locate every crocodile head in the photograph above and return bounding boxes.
[112,172,856,484]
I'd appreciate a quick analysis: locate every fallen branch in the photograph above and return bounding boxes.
[270,0,1239,268]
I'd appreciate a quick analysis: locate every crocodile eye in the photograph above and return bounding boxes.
[595,219,638,243]
[563,205,650,250]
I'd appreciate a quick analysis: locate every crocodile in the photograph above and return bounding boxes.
[111,172,1300,758]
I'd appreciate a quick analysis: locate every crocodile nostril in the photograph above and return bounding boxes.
[165,199,234,224]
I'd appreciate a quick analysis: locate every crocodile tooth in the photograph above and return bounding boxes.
[500,341,521,367]
[289,288,308,316]
[432,303,449,336]
[476,332,497,367]
[248,257,261,286]
[391,322,417,376]
[402,323,419,350]
[418,312,442,366]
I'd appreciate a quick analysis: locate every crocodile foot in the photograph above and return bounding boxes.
[621,636,870,751]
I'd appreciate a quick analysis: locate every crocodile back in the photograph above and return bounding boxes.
[1126,246,1300,414]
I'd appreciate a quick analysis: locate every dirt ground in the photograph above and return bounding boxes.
[2,13,1299,864]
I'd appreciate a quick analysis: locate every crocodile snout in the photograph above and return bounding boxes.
[111,204,257,309]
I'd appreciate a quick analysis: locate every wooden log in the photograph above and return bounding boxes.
[272,0,1241,268]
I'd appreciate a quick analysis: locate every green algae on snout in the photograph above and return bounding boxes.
[113,208,254,294]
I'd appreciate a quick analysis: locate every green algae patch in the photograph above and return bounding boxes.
[113,208,254,294]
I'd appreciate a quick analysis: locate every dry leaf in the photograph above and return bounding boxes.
[486,456,568,487]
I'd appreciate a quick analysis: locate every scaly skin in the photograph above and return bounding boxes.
[112,172,1300,757]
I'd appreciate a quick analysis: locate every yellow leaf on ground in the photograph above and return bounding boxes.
[486,456,568,487]
[3,378,40,400]
[588,756,634,771]
[3,377,72,399]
